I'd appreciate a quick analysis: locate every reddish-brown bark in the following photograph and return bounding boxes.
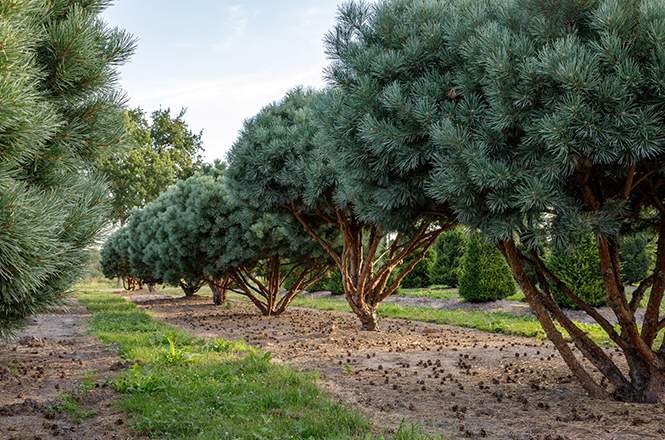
[230,255,328,316]
[500,233,665,403]
[287,204,448,331]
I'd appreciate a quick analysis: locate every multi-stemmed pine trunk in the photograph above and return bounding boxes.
[500,229,665,403]
[207,276,233,306]
[179,280,205,297]
[288,206,445,331]
[230,255,327,316]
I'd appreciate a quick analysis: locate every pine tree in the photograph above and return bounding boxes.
[227,89,452,330]
[548,235,607,308]
[329,0,665,402]
[459,233,516,302]
[431,227,468,287]
[0,0,135,339]
[122,162,332,314]
[101,227,139,290]
[619,234,651,285]
[400,248,437,289]
[417,0,665,402]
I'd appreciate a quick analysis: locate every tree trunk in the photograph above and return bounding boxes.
[638,368,665,404]
[500,238,665,403]
[179,280,204,297]
[208,277,230,306]
[148,284,156,293]
[357,306,380,331]
[211,284,222,305]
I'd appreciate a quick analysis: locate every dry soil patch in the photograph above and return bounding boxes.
[0,304,143,440]
[128,290,665,440]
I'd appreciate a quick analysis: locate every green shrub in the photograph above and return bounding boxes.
[400,248,437,289]
[327,271,344,295]
[307,274,330,292]
[619,234,650,285]
[548,234,607,308]
[459,232,516,302]
[281,265,332,293]
[430,227,467,287]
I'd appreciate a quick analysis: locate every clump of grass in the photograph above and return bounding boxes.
[396,288,461,301]
[44,371,100,422]
[377,303,548,339]
[79,290,373,439]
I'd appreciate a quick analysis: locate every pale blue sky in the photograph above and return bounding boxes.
[102,1,352,162]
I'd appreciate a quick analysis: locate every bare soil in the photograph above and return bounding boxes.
[130,290,665,440]
[0,304,144,440]
[3,290,664,440]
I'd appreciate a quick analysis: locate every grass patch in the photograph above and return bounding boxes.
[79,290,375,439]
[395,288,461,301]
[44,371,100,422]
[289,295,549,339]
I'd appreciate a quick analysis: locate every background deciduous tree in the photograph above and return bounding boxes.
[99,107,204,225]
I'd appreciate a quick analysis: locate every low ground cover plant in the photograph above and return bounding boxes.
[82,290,373,438]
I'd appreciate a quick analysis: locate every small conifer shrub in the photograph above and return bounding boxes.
[459,233,516,302]
[548,235,607,309]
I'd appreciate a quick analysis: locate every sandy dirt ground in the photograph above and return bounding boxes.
[126,291,665,440]
[0,305,143,440]
[2,290,664,440]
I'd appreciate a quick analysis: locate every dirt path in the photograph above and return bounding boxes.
[0,304,143,440]
[128,291,665,440]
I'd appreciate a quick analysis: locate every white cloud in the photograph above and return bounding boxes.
[211,4,249,52]
[123,63,326,162]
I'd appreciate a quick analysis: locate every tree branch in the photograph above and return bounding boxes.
[521,250,630,352]
[283,202,342,268]
[500,239,611,399]
[597,236,656,364]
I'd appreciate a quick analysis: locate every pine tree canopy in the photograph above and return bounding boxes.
[125,170,225,296]
[0,0,135,339]
[100,226,140,290]
[226,87,452,330]
[121,160,332,313]
[328,0,665,402]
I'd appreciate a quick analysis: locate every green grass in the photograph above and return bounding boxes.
[44,370,100,422]
[79,289,454,440]
[394,288,461,301]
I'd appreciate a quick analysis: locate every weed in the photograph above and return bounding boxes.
[44,375,100,423]
[113,362,163,394]
[158,337,201,365]
[202,337,253,353]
